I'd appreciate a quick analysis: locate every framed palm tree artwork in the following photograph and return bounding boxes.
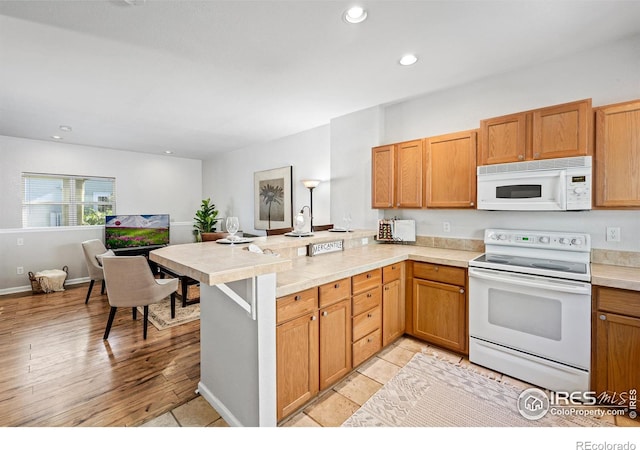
[253,166,293,230]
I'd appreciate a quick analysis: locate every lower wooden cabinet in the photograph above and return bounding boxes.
[276,312,319,421]
[319,298,352,390]
[382,278,404,346]
[409,262,467,354]
[592,286,640,406]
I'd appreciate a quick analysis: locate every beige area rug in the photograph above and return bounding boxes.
[137,295,200,331]
[342,352,613,427]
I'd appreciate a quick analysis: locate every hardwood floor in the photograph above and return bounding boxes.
[0,284,200,426]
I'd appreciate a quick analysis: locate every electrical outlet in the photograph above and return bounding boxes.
[297,247,307,256]
[606,227,621,242]
[361,237,368,245]
[17,266,24,275]
[443,222,451,233]
[17,238,24,246]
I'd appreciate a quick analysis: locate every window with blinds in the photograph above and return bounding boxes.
[21,173,116,227]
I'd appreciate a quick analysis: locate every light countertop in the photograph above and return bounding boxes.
[150,231,640,295]
[591,263,640,292]
[275,244,482,297]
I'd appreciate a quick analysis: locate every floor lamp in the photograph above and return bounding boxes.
[302,180,320,232]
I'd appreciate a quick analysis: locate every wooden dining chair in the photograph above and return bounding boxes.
[266,227,293,236]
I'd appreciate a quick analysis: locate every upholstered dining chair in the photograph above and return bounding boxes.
[101,256,179,340]
[266,227,293,236]
[81,239,110,304]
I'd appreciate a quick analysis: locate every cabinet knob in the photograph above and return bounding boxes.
[367,313,372,318]
[599,314,607,321]
[518,155,524,160]
[470,202,474,206]
[322,311,328,317]
[460,288,465,294]
[294,295,301,301]
[367,293,372,298]
[384,286,390,291]
[334,283,340,289]
[366,273,372,279]
[434,266,439,271]
[367,338,372,343]
[311,315,317,321]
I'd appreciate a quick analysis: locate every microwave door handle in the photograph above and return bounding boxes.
[558,170,567,207]
[469,268,590,294]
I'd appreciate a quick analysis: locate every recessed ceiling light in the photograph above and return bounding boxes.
[344,6,367,24]
[50,135,63,140]
[59,125,72,132]
[399,54,418,66]
[164,150,173,154]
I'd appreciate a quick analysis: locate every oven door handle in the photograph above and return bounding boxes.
[468,267,590,294]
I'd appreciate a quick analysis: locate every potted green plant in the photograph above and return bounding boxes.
[193,198,224,242]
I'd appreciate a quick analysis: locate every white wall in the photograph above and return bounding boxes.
[0,136,202,292]
[203,125,331,236]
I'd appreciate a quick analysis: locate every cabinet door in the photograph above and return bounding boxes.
[412,279,466,354]
[382,279,405,347]
[319,299,352,390]
[532,98,592,160]
[396,139,423,208]
[276,313,319,421]
[595,312,640,404]
[426,130,477,208]
[479,112,528,165]
[372,145,395,209]
[595,99,640,207]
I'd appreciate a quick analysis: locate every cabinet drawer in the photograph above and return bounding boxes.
[352,286,381,316]
[352,269,382,295]
[413,262,465,286]
[597,287,640,318]
[277,288,318,324]
[353,329,382,367]
[383,263,402,284]
[319,277,351,308]
[353,305,381,342]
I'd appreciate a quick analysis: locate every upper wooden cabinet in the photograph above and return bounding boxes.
[396,139,424,208]
[371,145,395,208]
[594,99,640,208]
[479,98,592,165]
[479,112,528,165]
[425,130,477,208]
[372,139,424,209]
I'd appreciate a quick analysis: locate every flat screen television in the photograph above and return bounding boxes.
[105,214,170,249]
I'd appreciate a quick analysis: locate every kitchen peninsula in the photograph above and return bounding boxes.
[150,231,482,426]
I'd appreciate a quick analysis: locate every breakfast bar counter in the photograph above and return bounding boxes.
[149,232,482,427]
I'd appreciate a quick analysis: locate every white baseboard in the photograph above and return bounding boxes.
[0,277,90,297]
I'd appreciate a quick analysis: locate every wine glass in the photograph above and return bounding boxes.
[343,213,352,232]
[226,217,240,244]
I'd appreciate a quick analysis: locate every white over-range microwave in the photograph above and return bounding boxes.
[477,156,592,211]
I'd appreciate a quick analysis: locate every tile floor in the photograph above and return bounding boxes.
[141,336,639,428]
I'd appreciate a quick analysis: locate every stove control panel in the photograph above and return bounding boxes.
[485,229,590,251]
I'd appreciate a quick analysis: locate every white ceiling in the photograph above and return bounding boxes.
[1,0,639,160]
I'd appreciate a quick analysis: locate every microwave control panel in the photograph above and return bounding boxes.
[565,170,592,210]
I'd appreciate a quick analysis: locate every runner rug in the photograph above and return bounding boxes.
[342,352,614,427]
